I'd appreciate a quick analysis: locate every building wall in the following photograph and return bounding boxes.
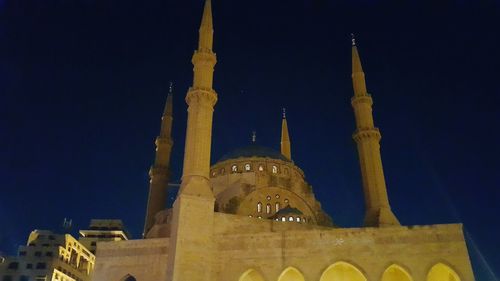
[92,238,169,281]
[91,213,474,281]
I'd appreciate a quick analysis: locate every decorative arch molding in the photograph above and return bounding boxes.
[278,266,306,281]
[319,261,367,281]
[427,263,461,281]
[381,264,413,281]
[239,269,266,281]
[119,274,137,281]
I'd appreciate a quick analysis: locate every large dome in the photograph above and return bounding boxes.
[217,144,291,163]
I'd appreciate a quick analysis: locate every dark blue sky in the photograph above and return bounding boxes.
[1,0,499,280]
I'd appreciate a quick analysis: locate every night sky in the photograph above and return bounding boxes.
[1,0,499,279]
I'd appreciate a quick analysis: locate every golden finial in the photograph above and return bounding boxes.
[282,107,286,119]
[169,81,173,94]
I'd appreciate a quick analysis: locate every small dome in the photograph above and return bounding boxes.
[217,144,290,163]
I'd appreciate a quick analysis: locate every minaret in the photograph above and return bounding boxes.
[166,0,217,280]
[350,36,400,227]
[281,108,291,160]
[143,83,174,237]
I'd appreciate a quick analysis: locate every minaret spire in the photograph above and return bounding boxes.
[143,83,174,237]
[167,0,217,280]
[281,108,291,160]
[350,39,400,227]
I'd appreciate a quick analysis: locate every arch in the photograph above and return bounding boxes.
[427,263,461,281]
[320,261,367,281]
[239,269,265,281]
[120,274,136,281]
[278,267,305,281]
[382,264,413,281]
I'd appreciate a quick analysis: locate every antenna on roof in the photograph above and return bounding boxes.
[62,218,72,232]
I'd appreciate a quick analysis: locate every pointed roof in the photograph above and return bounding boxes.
[163,82,173,117]
[351,35,368,97]
[198,0,214,51]
[281,108,291,160]
[200,0,213,30]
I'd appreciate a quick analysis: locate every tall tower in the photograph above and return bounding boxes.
[166,0,217,280]
[351,37,400,227]
[281,108,292,160]
[143,84,174,236]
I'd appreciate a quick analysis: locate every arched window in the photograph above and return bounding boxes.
[427,263,460,281]
[278,267,305,281]
[275,202,280,212]
[382,264,413,281]
[220,168,225,175]
[239,269,265,281]
[258,165,264,171]
[272,165,278,174]
[244,163,251,171]
[266,204,271,214]
[320,261,367,281]
[296,217,300,222]
[284,199,289,204]
[211,170,216,177]
[231,165,238,172]
[281,217,286,222]
[120,274,137,281]
[288,217,294,222]
[257,202,262,213]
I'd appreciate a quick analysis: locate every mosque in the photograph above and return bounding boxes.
[91,1,475,280]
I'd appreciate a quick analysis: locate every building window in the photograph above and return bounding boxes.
[281,217,286,222]
[90,241,97,246]
[266,195,271,201]
[45,252,53,257]
[244,163,251,171]
[20,276,29,281]
[211,170,216,177]
[220,168,225,175]
[284,199,289,204]
[19,251,26,256]
[275,194,280,199]
[257,202,262,213]
[272,165,278,174]
[2,276,12,281]
[48,235,55,240]
[258,165,264,171]
[34,252,41,257]
[266,204,271,214]
[231,165,238,173]
[26,264,33,269]
[42,244,49,247]
[36,263,46,269]
[288,217,294,222]
[275,202,280,212]
[296,217,301,222]
[8,262,19,270]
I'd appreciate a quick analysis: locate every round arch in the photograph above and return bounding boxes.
[239,269,266,281]
[320,261,367,281]
[278,267,305,281]
[381,264,413,281]
[427,263,461,281]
